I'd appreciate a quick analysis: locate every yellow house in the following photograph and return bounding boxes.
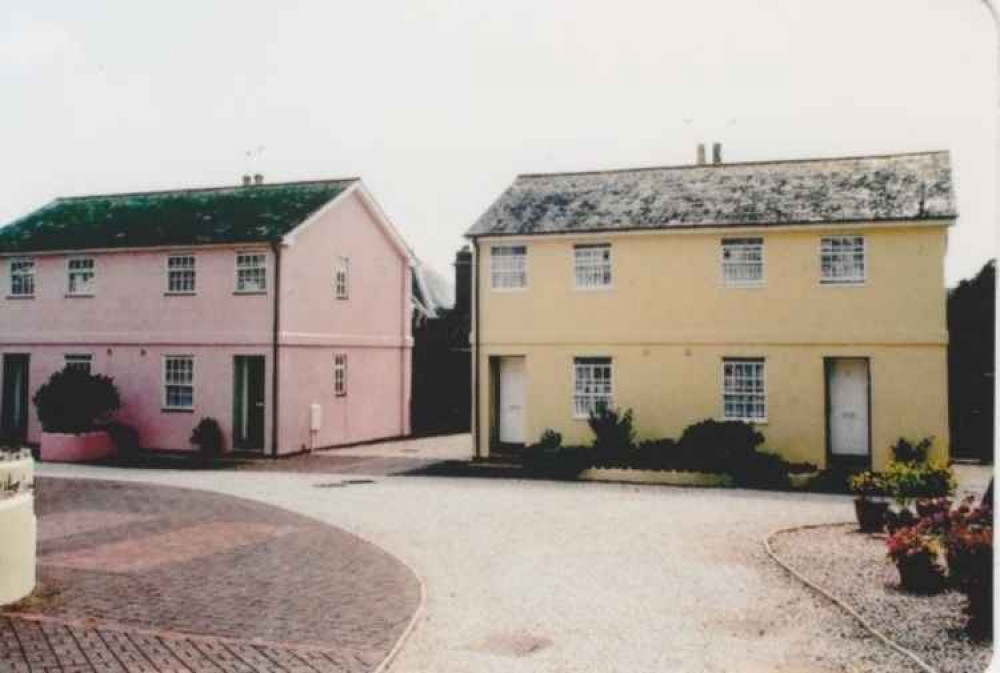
[466,149,954,470]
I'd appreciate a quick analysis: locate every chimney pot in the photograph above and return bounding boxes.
[696,144,706,165]
[242,174,252,186]
[253,173,264,185]
[712,143,722,165]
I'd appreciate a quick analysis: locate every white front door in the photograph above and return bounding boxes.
[829,358,870,457]
[498,357,526,444]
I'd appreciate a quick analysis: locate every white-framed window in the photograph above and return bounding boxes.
[573,243,612,289]
[167,254,196,294]
[163,355,194,410]
[334,256,349,299]
[67,257,96,295]
[722,358,766,422]
[820,235,866,284]
[235,251,267,293]
[334,353,347,396]
[573,356,613,418]
[490,245,527,290]
[64,354,93,374]
[721,238,764,286]
[9,258,35,297]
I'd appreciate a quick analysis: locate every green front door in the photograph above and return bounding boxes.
[1,354,30,443]
[233,356,266,452]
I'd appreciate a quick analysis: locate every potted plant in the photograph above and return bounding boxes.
[886,525,946,593]
[882,459,956,532]
[33,368,121,462]
[943,499,993,638]
[849,471,889,532]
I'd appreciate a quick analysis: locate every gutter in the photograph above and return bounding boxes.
[270,240,282,457]
[472,239,481,460]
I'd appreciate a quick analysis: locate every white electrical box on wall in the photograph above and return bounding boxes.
[310,403,322,432]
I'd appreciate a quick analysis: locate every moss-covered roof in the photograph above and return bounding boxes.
[467,151,956,237]
[0,179,358,253]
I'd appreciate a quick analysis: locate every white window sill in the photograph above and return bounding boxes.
[491,286,527,293]
[572,285,614,292]
[722,282,766,289]
[165,291,197,297]
[819,279,866,287]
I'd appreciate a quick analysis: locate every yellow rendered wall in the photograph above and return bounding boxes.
[473,222,950,469]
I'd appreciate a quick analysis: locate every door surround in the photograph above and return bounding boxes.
[824,357,872,469]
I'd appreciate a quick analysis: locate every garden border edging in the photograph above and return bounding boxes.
[764,522,939,673]
[579,467,733,487]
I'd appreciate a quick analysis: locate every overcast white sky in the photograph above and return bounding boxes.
[0,0,995,286]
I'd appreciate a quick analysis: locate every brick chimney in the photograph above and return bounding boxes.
[454,245,472,317]
[696,144,706,165]
[242,174,252,186]
[712,143,723,165]
[253,173,264,185]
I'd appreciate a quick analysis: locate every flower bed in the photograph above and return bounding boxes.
[771,523,992,673]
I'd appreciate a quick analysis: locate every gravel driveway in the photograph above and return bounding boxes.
[37,461,933,673]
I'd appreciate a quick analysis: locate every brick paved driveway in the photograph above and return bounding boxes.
[1,478,420,673]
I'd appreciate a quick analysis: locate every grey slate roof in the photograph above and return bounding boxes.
[467,151,956,237]
[0,179,357,253]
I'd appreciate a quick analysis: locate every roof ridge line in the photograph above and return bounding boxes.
[516,150,951,179]
[54,177,362,202]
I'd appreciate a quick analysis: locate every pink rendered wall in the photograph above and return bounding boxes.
[0,187,413,454]
[0,247,274,346]
[12,344,271,452]
[277,189,412,450]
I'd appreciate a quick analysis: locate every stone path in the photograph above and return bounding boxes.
[1,478,420,673]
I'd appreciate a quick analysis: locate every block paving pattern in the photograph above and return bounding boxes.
[1,478,420,672]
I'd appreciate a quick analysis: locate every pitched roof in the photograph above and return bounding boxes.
[0,178,358,253]
[467,151,956,238]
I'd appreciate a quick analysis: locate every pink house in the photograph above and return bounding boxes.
[0,177,414,455]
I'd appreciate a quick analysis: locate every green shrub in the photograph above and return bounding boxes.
[538,429,562,451]
[33,368,121,434]
[677,419,764,473]
[190,417,224,462]
[732,451,790,489]
[105,422,140,461]
[588,407,636,466]
[891,436,934,464]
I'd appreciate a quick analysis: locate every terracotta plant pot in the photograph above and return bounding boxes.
[896,554,946,593]
[854,498,889,533]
